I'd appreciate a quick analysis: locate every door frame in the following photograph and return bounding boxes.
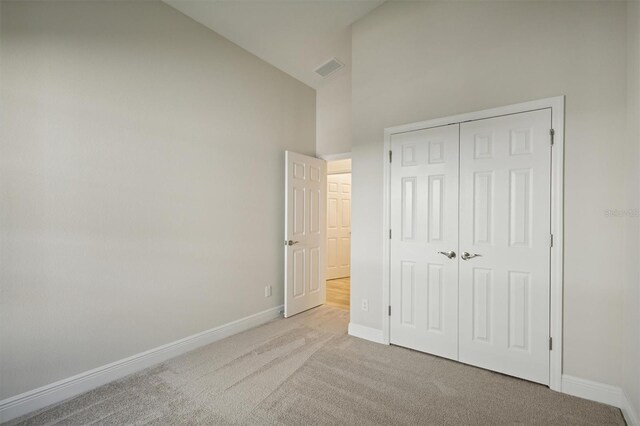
[381,96,565,391]
[320,152,351,162]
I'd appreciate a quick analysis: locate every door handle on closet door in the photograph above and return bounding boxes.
[461,252,482,260]
[437,251,456,259]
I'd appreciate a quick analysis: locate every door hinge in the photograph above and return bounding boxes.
[389,229,392,239]
[549,337,553,350]
[388,305,391,316]
[550,234,554,247]
[550,128,555,146]
[389,150,392,163]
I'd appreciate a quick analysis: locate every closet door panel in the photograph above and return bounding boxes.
[389,124,459,360]
[458,109,552,385]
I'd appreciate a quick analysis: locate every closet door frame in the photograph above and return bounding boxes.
[381,96,565,392]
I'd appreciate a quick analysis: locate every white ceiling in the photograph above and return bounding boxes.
[164,0,384,89]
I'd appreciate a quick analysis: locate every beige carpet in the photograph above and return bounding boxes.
[8,306,624,425]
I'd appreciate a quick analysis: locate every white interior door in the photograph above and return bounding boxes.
[458,109,552,384]
[326,173,351,280]
[389,124,460,360]
[284,151,327,318]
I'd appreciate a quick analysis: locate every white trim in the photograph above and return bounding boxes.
[548,96,565,392]
[561,375,640,425]
[561,375,623,407]
[382,130,391,345]
[0,305,283,423]
[385,97,563,135]
[621,390,640,426]
[348,323,385,344]
[318,152,351,161]
[382,96,565,391]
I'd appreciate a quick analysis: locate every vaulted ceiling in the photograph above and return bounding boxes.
[164,0,384,89]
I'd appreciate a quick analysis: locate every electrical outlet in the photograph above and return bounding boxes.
[361,299,369,312]
[265,285,272,297]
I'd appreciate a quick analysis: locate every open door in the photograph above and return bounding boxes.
[326,173,351,280]
[284,151,327,317]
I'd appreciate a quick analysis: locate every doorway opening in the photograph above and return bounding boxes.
[325,158,351,311]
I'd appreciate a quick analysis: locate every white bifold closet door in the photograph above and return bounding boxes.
[389,124,460,360]
[458,109,551,385]
[390,109,552,385]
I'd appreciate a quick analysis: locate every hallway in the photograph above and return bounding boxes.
[326,277,350,310]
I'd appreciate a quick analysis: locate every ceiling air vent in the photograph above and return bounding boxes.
[314,58,344,78]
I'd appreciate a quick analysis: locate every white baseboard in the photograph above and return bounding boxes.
[348,322,385,344]
[621,391,640,426]
[561,374,639,426]
[0,305,283,423]
[561,374,623,407]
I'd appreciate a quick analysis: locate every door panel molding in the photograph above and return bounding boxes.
[326,173,351,279]
[458,109,551,385]
[389,124,460,360]
[285,151,327,317]
[382,96,564,391]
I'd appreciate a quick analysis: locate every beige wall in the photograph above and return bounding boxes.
[351,0,630,389]
[0,0,315,400]
[316,37,352,157]
[624,0,640,417]
[327,159,352,175]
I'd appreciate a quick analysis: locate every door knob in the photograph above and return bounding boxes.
[286,240,299,246]
[437,251,456,259]
[461,252,481,260]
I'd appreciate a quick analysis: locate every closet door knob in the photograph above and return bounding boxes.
[437,251,456,259]
[461,252,482,260]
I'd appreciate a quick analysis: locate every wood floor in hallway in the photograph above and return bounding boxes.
[326,277,349,310]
